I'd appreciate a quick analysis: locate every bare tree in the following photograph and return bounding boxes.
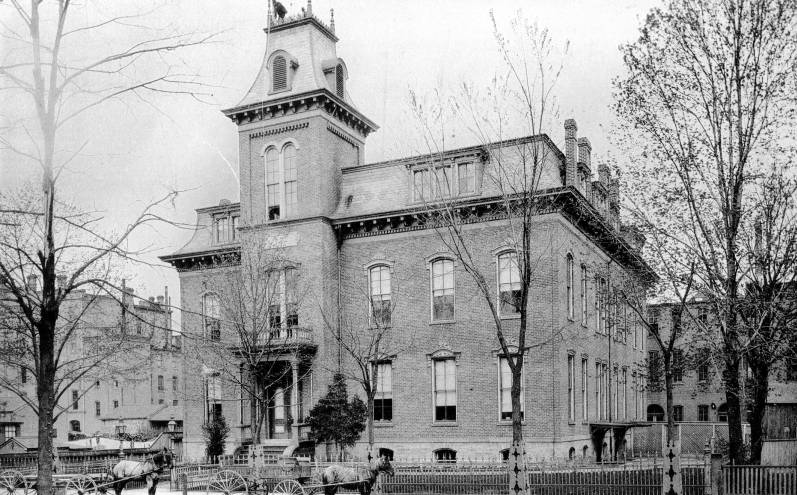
[191,237,311,448]
[614,0,797,463]
[410,12,567,475]
[0,1,210,489]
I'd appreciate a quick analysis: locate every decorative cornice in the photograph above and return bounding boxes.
[266,15,338,43]
[222,89,377,139]
[327,124,359,149]
[159,247,241,273]
[250,122,309,140]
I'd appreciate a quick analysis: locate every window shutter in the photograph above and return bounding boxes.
[273,56,287,91]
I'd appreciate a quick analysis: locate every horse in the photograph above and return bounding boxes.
[321,455,394,495]
[101,448,173,495]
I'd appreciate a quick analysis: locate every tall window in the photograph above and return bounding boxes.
[369,265,391,327]
[673,349,683,382]
[157,375,164,391]
[566,255,575,320]
[172,376,178,392]
[433,359,456,421]
[214,216,229,243]
[273,388,285,433]
[266,147,281,220]
[95,401,101,417]
[267,267,300,335]
[498,252,521,316]
[335,64,345,97]
[613,367,619,420]
[673,405,684,422]
[265,143,299,221]
[272,55,287,91]
[203,293,221,341]
[71,390,79,410]
[285,267,298,327]
[580,265,588,325]
[698,362,709,382]
[602,363,609,419]
[431,259,454,321]
[698,404,709,422]
[374,362,393,421]
[21,366,26,384]
[581,357,588,421]
[499,357,524,420]
[567,354,575,422]
[632,373,638,419]
[622,368,628,420]
[267,270,283,330]
[595,362,602,420]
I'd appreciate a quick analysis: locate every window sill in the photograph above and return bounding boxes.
[497,420,526,426]
[374,422,394,428]
[568,421,576,426]
[432,422,458,427]
[430,320,456,325]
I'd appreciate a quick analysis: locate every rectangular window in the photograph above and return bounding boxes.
[613,367,619,421]
[285,267,299,328]
[673,405,684,422]
[374,362,393,422]
[580,265,588,325]
[622,368,628,420]
[72,390,79,410]
[458,162,475,194]
[499,357,524,420]
[566,256,574,320]
[433,359,456,421]
[172,376,178,392]
[369,266,392,327]
[581,357,588,421]
[498,252,521,316]
[283,145,297,217]
[203,294,221,341]
[632,373,638,420]
[698,405,709,422]
[602,363,609,420]
[113,400,119,409]
[231,216,239,241]
[2,424,18,440]
[214,216,229,244]
[673,349,683,382]
[266,148,281,220]
[595,362,602,420]
[431,259,454,321]
[95,401,101,417]
[567,354,575,423]
[267,270,282,330]
[157,375,164,391]
[20,367,26,384]
[413,169,430,202]
[698,363,709,382]
[434,165,454,198]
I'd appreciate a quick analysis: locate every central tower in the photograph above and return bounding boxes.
[223,2,377,226]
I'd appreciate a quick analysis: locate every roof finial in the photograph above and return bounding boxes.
[330,8,335,32]
[306,0,313,16]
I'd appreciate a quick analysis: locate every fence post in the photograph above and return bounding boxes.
[710,453,722,495]
[181,474,188,495]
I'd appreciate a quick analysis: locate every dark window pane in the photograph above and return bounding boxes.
[433,295,454,320]
[435,405,456,421]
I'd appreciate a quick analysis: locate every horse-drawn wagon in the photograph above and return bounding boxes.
[0,449,173,495]
[204,448,393,495]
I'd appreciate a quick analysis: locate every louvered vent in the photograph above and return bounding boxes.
[336,65,344,98]
[273,56,287,91]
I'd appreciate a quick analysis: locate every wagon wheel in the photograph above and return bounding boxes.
[206,470,248,495]
[66,474,97,495]
[0,470,25,495]
[272,479,305,495]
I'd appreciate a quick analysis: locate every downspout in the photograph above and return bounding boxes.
[550,227,557,458]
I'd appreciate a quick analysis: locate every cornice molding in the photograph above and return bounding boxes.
[249,121,310,140]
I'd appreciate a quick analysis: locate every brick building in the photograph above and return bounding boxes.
[0,284,184,453]
[162,5,653,461]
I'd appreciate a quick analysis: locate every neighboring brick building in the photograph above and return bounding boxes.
[162,4,653,461]
[0,284,184,453]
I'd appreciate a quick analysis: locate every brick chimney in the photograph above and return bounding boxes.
[564,119,578,187]
[577,137,592,198]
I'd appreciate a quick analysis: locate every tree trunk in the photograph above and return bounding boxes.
[664,356,676,443]
[748,362,769,464]
[366,392,375,456]
[36,322,56,495]
[724,358,745,464]
[249,370,260,444]
[511,362,524,443]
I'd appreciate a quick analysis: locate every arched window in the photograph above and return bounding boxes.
[717,403,728,422]
[497,252,521,316]
[273,56,287,92]
[430,259,454,321]
[647,404,665,422]
[582,445,589,459]
[500,448,509,461]
[69,420,81,433]
[568,447,576,460]
[369,265,391,327]
[434,448,456,463]
[203,293,221,341]
[378,448,394,461]
[566,254,574,319]
[335,64,344,98]
[264,143,299,220]
[283,143,297,217]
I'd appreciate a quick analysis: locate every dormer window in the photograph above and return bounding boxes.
[412,162,479,202]
[335,64,344,98]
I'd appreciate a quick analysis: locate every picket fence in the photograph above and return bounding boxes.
[723,465,797,495]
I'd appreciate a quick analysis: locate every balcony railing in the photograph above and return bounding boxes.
[266,327,314,346]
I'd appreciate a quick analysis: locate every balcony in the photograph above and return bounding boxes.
[228,327,315,355]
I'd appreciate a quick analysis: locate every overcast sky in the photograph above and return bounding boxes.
[0,0,658,330]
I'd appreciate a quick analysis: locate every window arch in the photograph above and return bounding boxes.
[430,258,454,321]
[335,64,345,98]
[203,293,221,341]
[497,251,521,316]
[263,142,300,221]
[566,254,575,320]
[369,265,392,327]
[69,420,81,433]
[647,404,665,422]
[434,448,456,463]
[272,55,287,92]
